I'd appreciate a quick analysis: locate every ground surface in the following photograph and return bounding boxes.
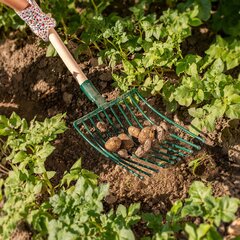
[0,35,239,225]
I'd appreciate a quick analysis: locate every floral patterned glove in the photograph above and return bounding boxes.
[15,0,56,41]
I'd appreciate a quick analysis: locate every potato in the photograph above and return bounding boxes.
[138,126,155,144]
[128,126,141,138]
[156,122,168,143]
[135,145,145,158]
[118,133,134,150]
[96,121,107,133]
[159,121,168,131]
[105,136,122,152]
[117,149,129,158]
[143,139,152,153]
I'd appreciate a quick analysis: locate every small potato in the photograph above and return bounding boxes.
[156,123,167,143]
[118,133,134,150]
[96,121,107,132]
[138,127,155,144]
[117,149,129,158]
[135,145,145,158]
[143,139,152,153]
[128,126,141,138]
[105,136,122,152]
[159,121,168,131]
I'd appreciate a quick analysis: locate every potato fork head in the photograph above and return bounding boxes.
[49,29,205,179]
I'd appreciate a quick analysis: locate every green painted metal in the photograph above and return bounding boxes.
[73,87,205,179]
[80,80,106,107]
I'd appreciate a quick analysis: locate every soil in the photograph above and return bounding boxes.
[0,35,240,239]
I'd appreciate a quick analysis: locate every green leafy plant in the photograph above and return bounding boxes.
[171,36,240,132]
[0,113,141,240]
[0,4,25,33]
[143,181,240,240]
[0,113,67,239]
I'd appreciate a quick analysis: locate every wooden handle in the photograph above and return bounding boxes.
[48,28,88,85]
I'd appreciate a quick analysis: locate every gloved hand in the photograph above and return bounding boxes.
[15,0,56,41]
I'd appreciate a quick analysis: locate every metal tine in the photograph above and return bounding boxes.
[135,90,205,143]
[153,144,186,158]
[150,142,183,160]
[109,106,127,132]
[147,154,176,164]
[102,109,119,136]
[150,148,179,160]
[128,93,155,125]
[120,156,159,173]
[117,103,133,126]
[123,98,143,128]
[131,155,166,168]
[89,117,105,145]
[82,122,155,178]
[164,141,193,153]
[130,91,202,154]
[161,145,187,157]
[95,113,111,139]
[170,134,201,150]
[147,149,179,162]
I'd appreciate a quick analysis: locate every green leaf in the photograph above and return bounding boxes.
[61,159,82,187]
[195,89,204,103]
[217,196,240,224]
[12,151,28,164]
[189,17,202,26]
[181,204,204,217]
[142,213,162,233]
[206,227,222,240]
[36,143,55,160]
[176,61,187,75]
[33,182,43,194]
[174,86,193,106]
[196,223,211,238]
[226,104,240,119]
[46,171,56,180]
[187,181,212,203]
[116,204,127,217]
[196,0,211,21]
[46,43,57,57]
[9,112,22,128]
[119,228,135,240]
[128,203,140,216]
[188,107,204,118]
[185,223,197,240]
[211,58,224,74]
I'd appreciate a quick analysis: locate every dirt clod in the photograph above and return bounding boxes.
[228,218,240,236]
[96,121,107,133]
